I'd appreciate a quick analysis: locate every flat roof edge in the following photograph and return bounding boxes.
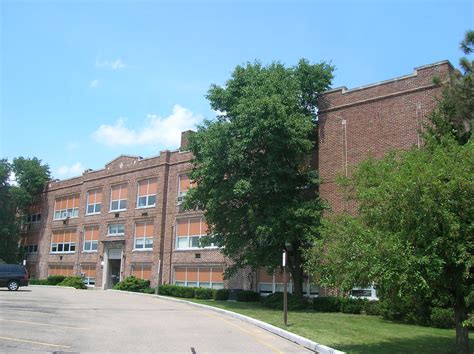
[323,60,452,96]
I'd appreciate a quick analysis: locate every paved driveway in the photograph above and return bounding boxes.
[0,286,311,353]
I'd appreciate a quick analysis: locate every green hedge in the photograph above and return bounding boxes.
[158,284,195,298]
[430,307,455,329]
[29,279,49,285]
[340,298,368,314]
[47,275,67,285]
[213,289,229,300]
[57,277,87,289]
[113,276,151,293]
[364,300,381,316]
[194,287,213,299]
[236,290,260,302]
[313,297,343,312]
[262,292,308,310]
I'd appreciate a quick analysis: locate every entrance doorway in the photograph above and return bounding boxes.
[109,259,121,287]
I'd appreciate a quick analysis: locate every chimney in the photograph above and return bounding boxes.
[180,130,194,151]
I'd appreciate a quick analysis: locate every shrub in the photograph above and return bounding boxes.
[142,287,155,294]
[158,284,195,298]
[340,298,367,314]
[236,290,260,302]
[113,276,150,293]
[313,297,342,312]
[194,287,213,299]
[47,275,66,285]
[29,279,49,285]
[213,289,229,300]
[431,307,455,329]
[262,292,308,310]
[364,300,381,316]
[57,277,87,289]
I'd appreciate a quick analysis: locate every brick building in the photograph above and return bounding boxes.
[21,60,452,295]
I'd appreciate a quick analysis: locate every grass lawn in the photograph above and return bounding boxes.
[187,298,472,354]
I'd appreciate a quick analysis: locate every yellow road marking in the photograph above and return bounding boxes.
[0,318,88,330]
[202,311,285,354]
[0,336,70,348]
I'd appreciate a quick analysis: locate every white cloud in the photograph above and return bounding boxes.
[92,104,202,149]
[56,162,84,179]
[89,79,99,88]
[95,58,126,70]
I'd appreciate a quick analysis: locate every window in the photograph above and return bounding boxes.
[351,286,378,299]
[134,221,153,250]
[177,174,195,203]
[107,223,125,236]
[86,189,102,215]
[48,264,74,277]
[50,230,77,253]
[110,184,128,211]
[137,179,157,208]
[53,195,80,220]
[131,263,152,280]
[23,245,38,254]
[81,264,96,286]
[174,267,224,289]
[176,218,216,249]
[25,213,42,223]
[83,226,99,252]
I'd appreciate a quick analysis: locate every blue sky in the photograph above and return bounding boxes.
[1,0,472,179]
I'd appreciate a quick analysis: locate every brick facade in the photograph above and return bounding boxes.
[318,61,452,214]
[21,60,453,295]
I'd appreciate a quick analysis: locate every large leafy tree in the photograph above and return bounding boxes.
[0,157,50,263]
[306,31,473,353]
[185,59,333,297]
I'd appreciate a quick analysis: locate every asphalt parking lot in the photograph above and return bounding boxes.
[0,285,311,353]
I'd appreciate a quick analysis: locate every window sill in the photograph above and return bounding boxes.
[85,212,101,216]
[109,209,127,213]
[106,234,125,237]
[136,205,156,210]
[174,247,220,251]
[50,252,76,254]
[132,248,153,252]
[53,217,79,221]
[82,251,98,253]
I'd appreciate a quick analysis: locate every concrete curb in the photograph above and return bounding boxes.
[107,289,344,354]
[29,284,76,290]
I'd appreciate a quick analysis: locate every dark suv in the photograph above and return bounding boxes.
[0,264,29,291]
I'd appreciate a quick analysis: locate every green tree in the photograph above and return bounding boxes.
[429,30,473,145]
[185,59,333,297]
[0,157,50,263]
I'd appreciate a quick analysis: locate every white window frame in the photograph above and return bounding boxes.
[107,223,125,236]
[175,218,218,250]
[53,195,79,220]
[174,267,224,289]
[133,221,153,251]
[136,179,157,209]
[50,242,76,254]
[109,185,128,212]
[85,189,102,215]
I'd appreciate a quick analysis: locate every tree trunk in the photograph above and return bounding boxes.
[288,247,304,298]
[454,292,470,354]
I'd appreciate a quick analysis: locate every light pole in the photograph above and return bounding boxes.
[282,250,288,326]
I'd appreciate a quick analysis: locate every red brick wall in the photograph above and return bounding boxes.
[318,61,452,214]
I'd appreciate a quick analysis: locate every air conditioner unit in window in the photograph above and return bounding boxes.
[61,211,69,219]
[177,196,184,204]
